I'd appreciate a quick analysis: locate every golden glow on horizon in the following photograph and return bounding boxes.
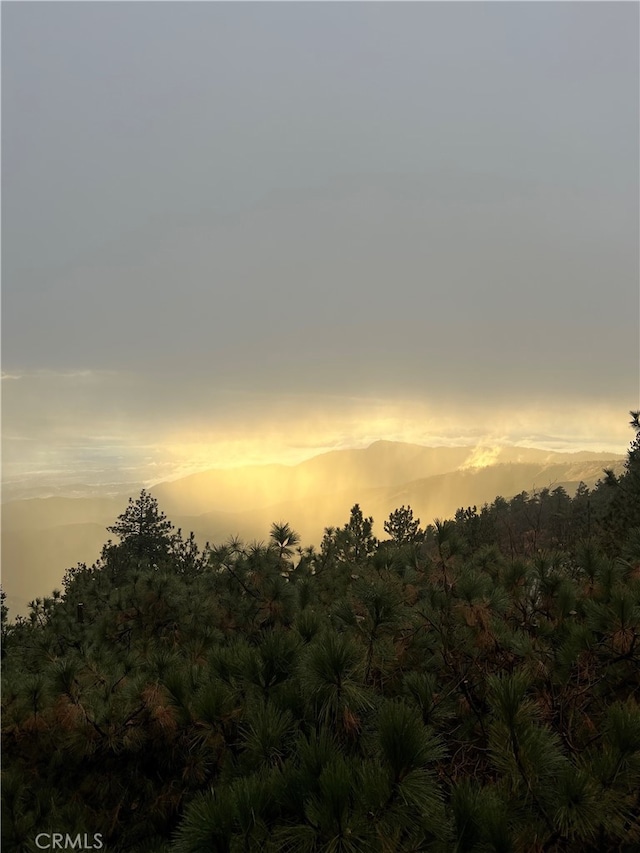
[156,398,631,480]
[2,378,633,492]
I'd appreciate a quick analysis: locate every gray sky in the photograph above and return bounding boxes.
[2,2,639,484]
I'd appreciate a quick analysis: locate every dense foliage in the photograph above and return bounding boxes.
[2,416,640,852]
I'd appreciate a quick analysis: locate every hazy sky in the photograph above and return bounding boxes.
[2,2,639,487]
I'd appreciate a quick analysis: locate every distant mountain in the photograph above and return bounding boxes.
[1,442,625,618]
[150,441,620,516]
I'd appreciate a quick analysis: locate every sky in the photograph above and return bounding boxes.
[2,1,639,491]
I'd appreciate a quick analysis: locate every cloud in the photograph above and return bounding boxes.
[459,447,503,471]
[3,176,637,408]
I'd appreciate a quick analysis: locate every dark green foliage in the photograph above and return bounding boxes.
[3,419,640,852]
[383,505,422,545]
[106,488,176,567]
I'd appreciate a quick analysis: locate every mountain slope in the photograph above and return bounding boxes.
[2,443,624,618]
[150,441,621,516]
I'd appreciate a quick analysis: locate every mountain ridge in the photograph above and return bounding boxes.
[1,440,625,618]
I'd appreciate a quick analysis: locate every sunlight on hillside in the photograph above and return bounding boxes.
[157,397,629,482]
[2,381,631,503]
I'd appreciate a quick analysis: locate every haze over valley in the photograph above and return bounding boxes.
[2,440,625,618]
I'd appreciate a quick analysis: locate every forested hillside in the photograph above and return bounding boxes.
[2,415,639,853]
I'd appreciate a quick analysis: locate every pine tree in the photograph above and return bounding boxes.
[105,489,176,569]
[383,505,422,545]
